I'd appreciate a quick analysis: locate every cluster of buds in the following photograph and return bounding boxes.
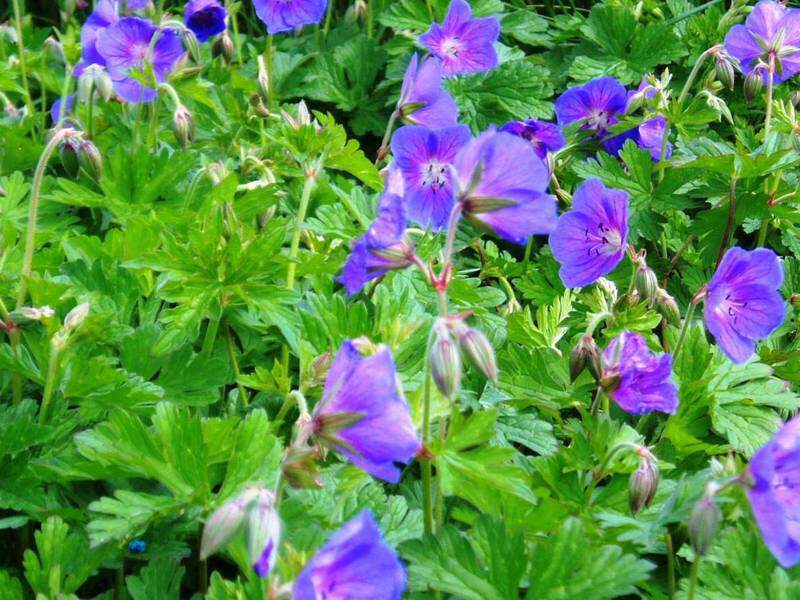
[201,486,282,577]
[429,314,498,399]
[628,446,660,515]
[77,65,114,104]
[628,251,681,325]
[55,129,103,180]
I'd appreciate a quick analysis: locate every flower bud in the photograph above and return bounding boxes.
[64,302,90,332]
[654,288,681,326]
[430,321,461,399]
[570,334,601,381]
[302,352,332,392]
[172,106,195,148]
[744,70,763,102]
[213,31,234,64]
[281,446,323,489]
[714,56,735,90]
[182,28,202,64]
[455,325,498,383]
[345,0,368,24]
[791,91,800,108]
[689,493,722,556]
[257,56,270,101]
[635,266,659,306]
[59,138,81,179]
[44,37,66,64]
[246,490,282,577]
[200,498,248,559]
[206,161,228,185]
[628,451,659,515]
[78,140,103,180]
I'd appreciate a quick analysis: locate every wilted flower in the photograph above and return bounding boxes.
[498,119,565,160]
[549,179,629,288]
[419,0,500,78]
[391,125,470,230]
[747,415,800,567]
[724,0,800,84]
[704,247,784,364]
[555,77,627,137]
[339,171,415,295]
[293,511,406,600]
[312,340,421,483]
[397,54,458,129]
[454,128,557,245]
[96,17,183,104]
[600,331,678,414]
[253,0,328,35]
[184,0,227,42]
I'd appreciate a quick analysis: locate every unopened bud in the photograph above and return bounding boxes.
[302,352,332,391]
[714,56,735,90]
[200,498,248,559]
[629,450,659,515]
[44,37,66,64]
[64,302,90,332]
[570,334,601,381]
[744,70,764,102]
[172,106,195,148]
[655,288,681,326]
[281,446,322,489]
[345,0,368,24]
[246,490,281,577]
[78,140,103,180]
[791,91,800,108]
[454,324,498,383]
[206,162,228,185]
[182,28,202,63]
[257,55,270,101]
[635,266,659,305]
[430,321,461,399]
[213,31,234,64]
[689,492,722,556]
[59,138,81,178]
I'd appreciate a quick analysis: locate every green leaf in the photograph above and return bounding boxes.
[126,559,185,600]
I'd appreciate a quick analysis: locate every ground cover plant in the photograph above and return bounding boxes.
[2,0,800,597]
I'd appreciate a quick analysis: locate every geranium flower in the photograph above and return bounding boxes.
[185,0,227,42]
[498,119,565,160]
[397,54,458,128]
[253,0,328,35]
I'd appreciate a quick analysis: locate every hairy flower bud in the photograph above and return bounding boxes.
[629,450,659,515]
[213,31,234,64]
[689,493,722,556]
[59,138,81,179]
[172,106,195,148]
[182,28,202,64]
[200,497,248,560]
[791,91,800,108]
[78,140,103,180]
[64,302,90,332]
[744,69,764,102]
[281,446,323,489]
[654,288,681,326]
[452,323,497,383]
[246,489,282,577]
[570,334,601,381]
[635,266,659,306]
[345,0,368,25]
[430,321,461,399]
[77,65,114,103]
[714,56,735,90]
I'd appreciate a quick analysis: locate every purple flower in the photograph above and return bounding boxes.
[293,511,406,600]
[253,0,327,35]
[549,179,629,288]
[603,116,672,161]
[397,54,458,129]
[454,128,557,245]
[498,119,565,160]
[96,17,184,104]
[554,77,627,137]
[50,94,75,125]
[601,331,678,415]
[339,171,414,295]
[724,0,800,84]
[419,0,500,78]
[185,0,227,42]
[313,340,421,483]
[748,415,800,568]
[704,247,785,364]
[76,0,149,75]
[391,125,470,230]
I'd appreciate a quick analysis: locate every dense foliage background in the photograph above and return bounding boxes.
[2,0,800,598]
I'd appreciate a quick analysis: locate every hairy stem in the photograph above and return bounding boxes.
[421,329,436,534]
[666,533,676,600]
[672,300,697,360]
[687,556,700,600]
[38,342,61,425]
[375,110,399,165]
[11,0,34,119]
[715,176,737,269]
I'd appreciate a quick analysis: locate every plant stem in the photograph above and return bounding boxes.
[225,324,249,406]
[715,176,737,269]
[17,128,73,308]
[666,533,676,600]
[366,0,374,38]
[677,46,716,107]
[375,110,399,165]
[687,556,700,600]
[421,342,434,535]
[201,316,221,355]
[38,342,61,425]
[11,0,34,119]
[228,0,243,64]
[264,35,275,109]
[672,301,697,360]
[197,522,208,595]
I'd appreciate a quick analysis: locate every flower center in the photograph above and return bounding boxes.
[441,37,461,57]
[421,161,448,190]
[584,222,621,256]
[719,292,748,324]
[133,44,149,62]
[586,110,611,132]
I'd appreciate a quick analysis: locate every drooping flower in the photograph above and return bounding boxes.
[600,331,678,414]
[747,415,800,568]
[704,247,785,364]
[554,77,627,137]
[419,0,500,78]
[293,511,406,600]
[184,0,227,42]
[603,115,672,161]
[339,170,415,295]
[549,178,629,288]
[253,0,328,35]
[454,128,557,245]
[396,54,458,129]
[96,17,184,104]
[391,124,470,230]
[498,119,565,160]
[312,340,421,483]
[724,0,800,84]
